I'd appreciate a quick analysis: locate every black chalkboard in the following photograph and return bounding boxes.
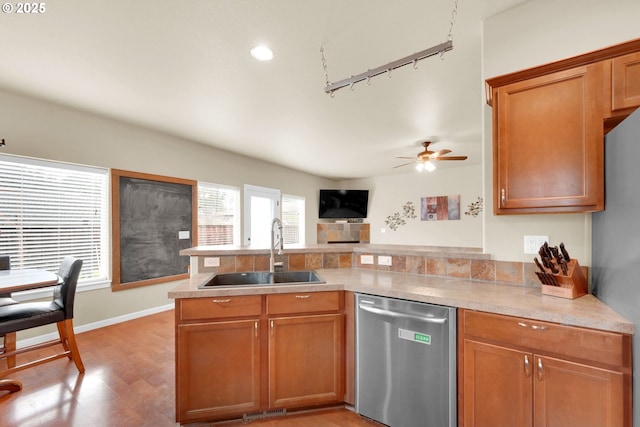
[111,170,197,291]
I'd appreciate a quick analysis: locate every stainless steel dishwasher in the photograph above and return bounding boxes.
[355,293,456,427]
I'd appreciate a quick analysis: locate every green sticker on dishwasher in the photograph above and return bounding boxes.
[398,328,431,345]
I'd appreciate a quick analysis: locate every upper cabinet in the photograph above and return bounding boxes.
[487,39,640,215]
[608,51,640,115]
[491,63,604,214]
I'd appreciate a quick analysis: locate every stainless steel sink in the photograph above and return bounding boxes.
[198,270,325,288]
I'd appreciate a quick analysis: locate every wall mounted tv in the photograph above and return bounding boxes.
[318,189,369,219]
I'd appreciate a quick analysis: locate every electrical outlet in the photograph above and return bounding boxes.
[204,257,220,267]
[524,235,549,254]
[361,255,374,265]
[378,256,392,266]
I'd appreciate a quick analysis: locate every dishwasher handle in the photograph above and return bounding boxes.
[358,303,448,324]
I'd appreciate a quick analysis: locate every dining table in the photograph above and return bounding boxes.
[0,269,61,394]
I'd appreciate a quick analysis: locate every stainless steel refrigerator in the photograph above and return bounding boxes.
[592,108,640,427]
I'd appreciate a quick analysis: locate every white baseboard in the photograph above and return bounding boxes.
[15,303,174,349]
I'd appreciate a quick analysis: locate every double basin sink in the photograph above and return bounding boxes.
[198,270,325,288]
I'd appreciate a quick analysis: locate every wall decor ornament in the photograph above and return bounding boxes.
[464,196,483,217]
[421,195,460,221]
[385,201,417,231]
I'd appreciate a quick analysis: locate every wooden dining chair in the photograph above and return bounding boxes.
[0,255,18,370]
[0,255,18,307]
[0,257,85,377]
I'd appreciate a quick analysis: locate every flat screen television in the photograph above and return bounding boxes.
[318,189,369,219]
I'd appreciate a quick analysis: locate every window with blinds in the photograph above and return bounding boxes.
[197,182,240,245]
[282,194,305,245]
[0,155,109,284]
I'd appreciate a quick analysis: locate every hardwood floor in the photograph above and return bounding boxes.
[0,309,381,427]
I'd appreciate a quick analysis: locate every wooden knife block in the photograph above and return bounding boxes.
[540,259,588,299]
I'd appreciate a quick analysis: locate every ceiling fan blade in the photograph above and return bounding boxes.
[434,156,468,161]
[430,149,452,158]
[394,140,466,165]
[393,161,416,168]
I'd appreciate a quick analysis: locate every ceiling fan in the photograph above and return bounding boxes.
[394,141,467,171]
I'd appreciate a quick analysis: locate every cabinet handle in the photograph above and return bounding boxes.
[537,358,543,381]
[501,188,506,205]
[295,295,311,299]
[524,355,530,377]
[212,299,231,303]
[255,321,259,338]
[270,320,274,336]
[518,321,547,331]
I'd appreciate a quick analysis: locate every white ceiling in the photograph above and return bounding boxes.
[0,0,527,180]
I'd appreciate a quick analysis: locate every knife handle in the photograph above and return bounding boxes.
[559,242,571,261]
[558,256,569,275]
[542,241,552,257]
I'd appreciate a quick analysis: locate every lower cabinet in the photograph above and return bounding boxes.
[459,309,631,427]
[175,291,344,424]
[463,340,532,427]
[177,319,261,422]
[269,313,343,408]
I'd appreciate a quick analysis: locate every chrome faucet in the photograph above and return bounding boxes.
[270,217,284,272]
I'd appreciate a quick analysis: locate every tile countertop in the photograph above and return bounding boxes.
[179,243,491,259]
[168,268,634,335]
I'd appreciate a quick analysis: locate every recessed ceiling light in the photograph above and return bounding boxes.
[250,45,274,61]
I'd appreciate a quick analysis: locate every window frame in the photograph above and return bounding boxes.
[281,193,306,245]
[0,154,110,300]
[197,181,241,246]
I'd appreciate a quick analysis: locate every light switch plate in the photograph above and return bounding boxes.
[361,255,374,265]
[378,256,392,266]
[204,257,220,267]
[524,235,549,254]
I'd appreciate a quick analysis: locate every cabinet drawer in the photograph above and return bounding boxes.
[463,310,628,367]
[179,296,262,321]
[267,291,340,315]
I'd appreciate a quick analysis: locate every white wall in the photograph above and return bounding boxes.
[482,0,640,263]
[344,164,483,247]
[0,87,335,336]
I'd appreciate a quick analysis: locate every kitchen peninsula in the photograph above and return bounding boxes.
[170,244,634,426]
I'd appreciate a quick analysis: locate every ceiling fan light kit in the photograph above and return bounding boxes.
[415,160,436,172]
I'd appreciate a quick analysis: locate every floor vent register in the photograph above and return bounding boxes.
[243,409,287,422]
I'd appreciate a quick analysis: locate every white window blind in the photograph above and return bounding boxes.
[0,155,108,283]
[197,182,240,245]
[282,194,305,245]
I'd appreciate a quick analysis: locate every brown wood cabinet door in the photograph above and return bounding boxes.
[176,319,261,423]
[612,52,640,112]
[268,313,344,409]
[493,63,604,214]
[533,355,624,427]
[463,340,533,427]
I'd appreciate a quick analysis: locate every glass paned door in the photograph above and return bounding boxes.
[243,185,280,246]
